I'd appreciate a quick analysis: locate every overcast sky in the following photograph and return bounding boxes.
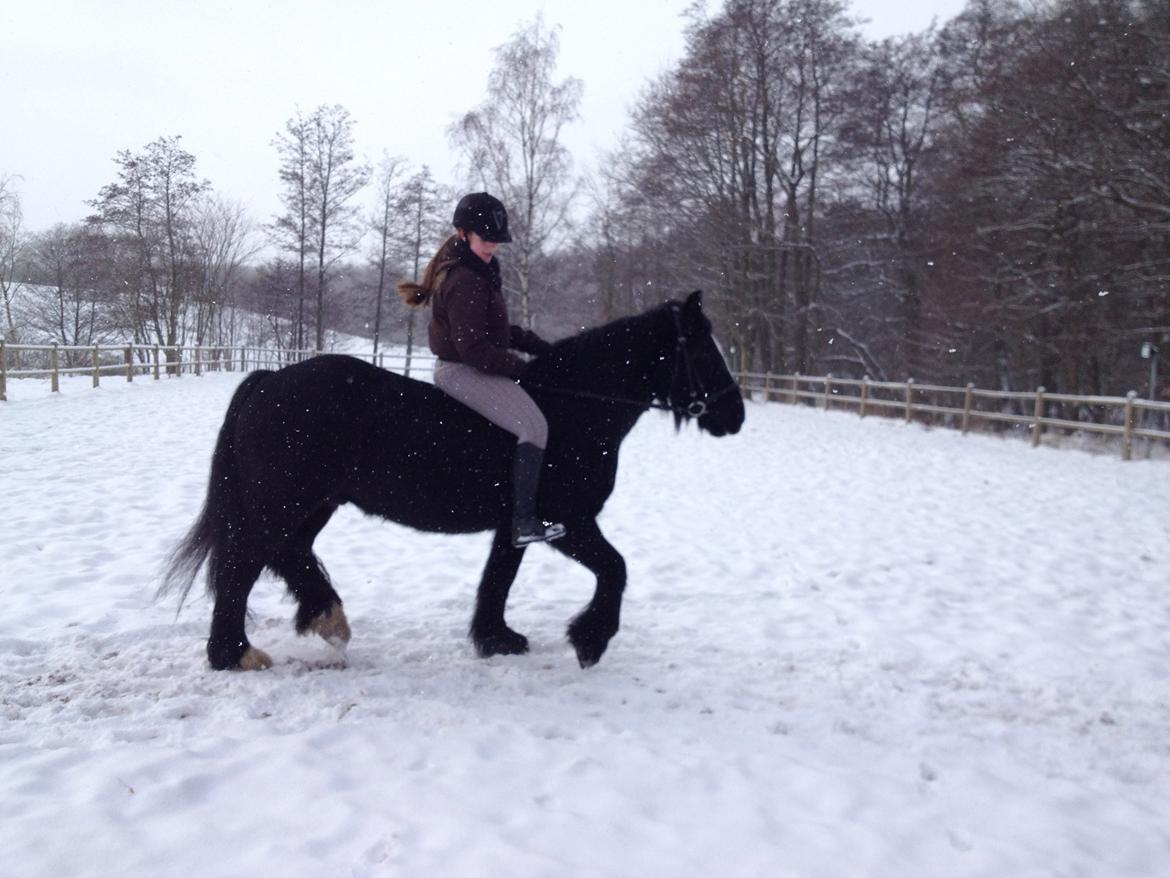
[3,0,968,234]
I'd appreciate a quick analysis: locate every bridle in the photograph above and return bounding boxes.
[665,304,740,418]
[528,304,740,419]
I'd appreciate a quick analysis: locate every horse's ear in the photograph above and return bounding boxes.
[682,290,705,329]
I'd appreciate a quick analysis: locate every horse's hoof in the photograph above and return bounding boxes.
[309,603,351,646]
[238,647,273,671]
[572,641,606,669]
[474,628,530,658]
[567,611,616,668]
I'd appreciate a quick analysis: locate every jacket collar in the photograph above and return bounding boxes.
[453,236,501,291]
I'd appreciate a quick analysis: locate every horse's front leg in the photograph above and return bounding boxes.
[549,518,626,668]
[470,529,530,657]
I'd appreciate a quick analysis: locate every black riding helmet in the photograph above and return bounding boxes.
[453,192,512,243]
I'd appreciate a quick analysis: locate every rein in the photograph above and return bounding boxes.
[527,305,739,418]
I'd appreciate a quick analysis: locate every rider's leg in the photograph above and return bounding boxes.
[433,361,566,546]
[510,441,566,546]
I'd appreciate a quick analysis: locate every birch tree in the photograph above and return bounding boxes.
[450,16,582,329]
[1,174,26,340]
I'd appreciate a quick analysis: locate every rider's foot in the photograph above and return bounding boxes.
[512,519,567,547]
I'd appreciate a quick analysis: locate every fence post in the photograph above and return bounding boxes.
[153,345,161,380]
[194,346,202,377]
[177,346,183,377]
[1,340,8,401]
[824,375,833,411]
[764,372,774,404]
[904,378,914,422]
[92,345,100,388]
[1032,387,1046,447]
[240,347,246,372]
[791,373,799,405]
[859,377,869,419]
[1122,391,1137,461]
[51,343,60,393]
[126,344,134,383]
[962,383,974,434]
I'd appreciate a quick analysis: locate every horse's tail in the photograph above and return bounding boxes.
[159,369,273,610]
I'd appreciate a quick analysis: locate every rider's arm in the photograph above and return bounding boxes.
[446,275,529,378]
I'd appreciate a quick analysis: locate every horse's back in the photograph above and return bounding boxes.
[231,355,513,533]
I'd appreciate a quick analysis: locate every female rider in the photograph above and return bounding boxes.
[397,192,566,547]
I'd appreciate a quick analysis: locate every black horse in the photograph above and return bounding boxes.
[164,290,745,670]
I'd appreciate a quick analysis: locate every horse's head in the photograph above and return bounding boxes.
[665,291,745,437]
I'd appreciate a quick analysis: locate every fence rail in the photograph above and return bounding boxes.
[5,342,1167,462]
[0,340,437,402]
[733,371,1170,461]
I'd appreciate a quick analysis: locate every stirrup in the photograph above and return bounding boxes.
[512,520,567,547]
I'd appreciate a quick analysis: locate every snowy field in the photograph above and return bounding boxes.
[1,370,1169,878]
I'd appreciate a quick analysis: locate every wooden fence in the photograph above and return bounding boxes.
[0,340,436,402]
[733,371,1170,461]
[5,341,1168,461]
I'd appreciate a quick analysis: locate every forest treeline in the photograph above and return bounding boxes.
[2,0,1167,397]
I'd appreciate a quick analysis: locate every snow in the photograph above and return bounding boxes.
[1,370,1169,877]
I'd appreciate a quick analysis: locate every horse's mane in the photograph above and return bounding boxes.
[530,302,673,381]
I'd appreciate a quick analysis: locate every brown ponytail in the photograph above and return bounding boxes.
[396,234,461,308]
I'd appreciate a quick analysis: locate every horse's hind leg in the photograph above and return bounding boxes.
[207,542,270,671]
[267,503,350,648]
[470,529,529,657]
[548,518,627,668]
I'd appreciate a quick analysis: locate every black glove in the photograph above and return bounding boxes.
[510,326,552,356]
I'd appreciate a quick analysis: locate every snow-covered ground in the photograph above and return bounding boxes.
[1,370,1168,878]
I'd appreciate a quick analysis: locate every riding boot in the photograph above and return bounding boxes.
[511,442,566,547]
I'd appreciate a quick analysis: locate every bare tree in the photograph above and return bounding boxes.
[369,161,449,360]
[305,104,370,351]
[396,167,450,366]
[839,30,946,378]
[608,0,855,373]
[25,223,113,356]
[450,15,583,329]
[88,136,210,361]
[250,257,300,358]
[369,154,408,354]
[192,194,260,349]
[272,110,314,351]
[924,0,1170,397]
[776,0,855,375]
[1,173,26,340]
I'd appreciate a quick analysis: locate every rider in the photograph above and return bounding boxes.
[397,192,567,548]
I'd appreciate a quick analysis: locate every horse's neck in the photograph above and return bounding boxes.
[548,311,671,438]
[574,313,668,396]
